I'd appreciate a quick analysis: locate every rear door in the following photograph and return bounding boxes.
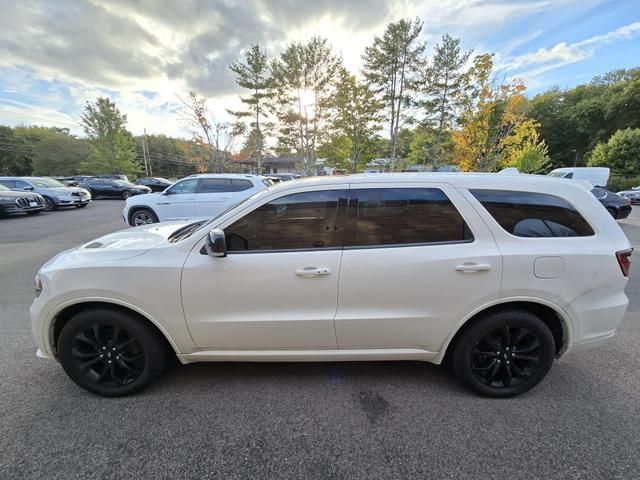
[334,183,502,353]
[194,178,258,217]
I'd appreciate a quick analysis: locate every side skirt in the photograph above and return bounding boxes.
[177,348,439,364]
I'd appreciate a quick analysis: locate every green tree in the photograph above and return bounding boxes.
[229,44,274,174]
[421,34,472,169]
[0,126,32,175]
[324,69,383,172]
[499,119,551,173]
[32,135,89,175]
[362,18,426,169]
[588,128,640,175]
[80,97,140,175]
[408,126,454,168]
[272,37,341,175]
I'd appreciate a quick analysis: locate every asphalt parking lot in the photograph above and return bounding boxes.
[2,199,640,479]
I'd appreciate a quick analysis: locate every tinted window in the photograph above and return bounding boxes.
[470,189,594,237]
[0,180,15,188]
[345,188,473,247]
[169,179,198,194]
[199,178,229,193]
[225,190,346,251]
[229,179,253,191]
[14,180,30,189]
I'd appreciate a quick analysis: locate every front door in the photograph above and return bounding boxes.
[181,187,348,349]
[334,184,502,354]
[159,178,198,220]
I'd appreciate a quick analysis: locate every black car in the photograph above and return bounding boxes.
[0,183,46,216]
[592,187,632,219]
[134,177,173,192]
[81,179,151,199]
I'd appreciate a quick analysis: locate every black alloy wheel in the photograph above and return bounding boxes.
[43,196,57,211]
[453,310,555,397]
[122,190,132,199]
[58,308,167,396]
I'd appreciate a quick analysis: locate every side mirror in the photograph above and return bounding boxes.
[23,186,34,191]
[205,229,227,258]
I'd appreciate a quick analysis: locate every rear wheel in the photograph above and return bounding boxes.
[607,207,618,219]
[42,196,57,211]
[57,308,167,396]
[130,208,158,226]
[453,310,555,397]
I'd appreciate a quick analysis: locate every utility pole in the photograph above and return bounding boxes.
[141,132,149,177]
[144,129,153,176]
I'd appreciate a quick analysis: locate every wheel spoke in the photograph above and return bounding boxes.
[71,348,100,360]
[117,357,141,374]
[513,354,540,364]
[117,337,137,350]
[503,364,513,387]
[95,365,110,383]
[512,328,528,346]
[472,359,497,372]
[79,355,103,372]
[75,332,98,347]
[92,324,102,344]
[473,347,498,358]
[510,362,532,378]
[485,362,501,384]
[516,338,541,354]
[111,326,121,345]
[502,326,512,346]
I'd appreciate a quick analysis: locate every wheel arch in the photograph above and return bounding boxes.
[127,205,159,226]
[49,299,179,358]
[438,298,572,365]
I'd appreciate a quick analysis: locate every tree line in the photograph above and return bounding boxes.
[1,17,639,181]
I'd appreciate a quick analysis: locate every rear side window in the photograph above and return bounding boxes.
[0,180,16,188]
[199,178,229,193]
[229,179,253,192]
[470,189,594,237]
[345,188,473,247]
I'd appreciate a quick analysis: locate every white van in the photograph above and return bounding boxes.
[548,167,609,187]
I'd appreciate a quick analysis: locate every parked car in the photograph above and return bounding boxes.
[123,174,269,226]
[98,174,130,182]
[548,167,610,187]
[617,187,640,204]
[32,173,631,397]
[52,177,79,187]
[0,177,91,211]
[591,187,632,219]
[0,183,46,216]
[81,178,151,199]
[134,177,174,192]
[267,173,301,181]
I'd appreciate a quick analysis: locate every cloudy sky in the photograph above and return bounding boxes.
[0,0,639,138]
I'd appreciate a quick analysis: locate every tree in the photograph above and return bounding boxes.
[453,55,530,172]
[588,128,640,175]
[271,37,341,175]
[80,97,140,175]
[498,119,551,173]
[421,34,472,170]
[408,126,454,168]
[179,91,244,172]
[32,135,89,175]
[0,126,32,175]
[139,134,199,178]
[362,18,426,169]
[323,69,383,172]
[229,44,274,174]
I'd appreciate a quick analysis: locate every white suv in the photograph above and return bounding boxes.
[31,173,631,397]
[122,174,270,226]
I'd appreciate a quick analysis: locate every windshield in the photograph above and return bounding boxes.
[547,172,567,178]
[32,178,65,188]
[114,180,134,187]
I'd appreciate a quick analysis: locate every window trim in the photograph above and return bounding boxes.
[468,188,596,239]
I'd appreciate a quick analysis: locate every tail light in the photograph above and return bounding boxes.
[616,249,633,277]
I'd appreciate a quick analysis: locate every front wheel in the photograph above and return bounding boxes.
[130,208,158,226]
[453,310,555,397]
[607,207,618,219]
[42,196,57,211]
[122,190,132,199]
[57,308,167,396]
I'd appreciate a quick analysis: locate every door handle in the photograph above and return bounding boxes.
[295,267,331,276]
[455,263,491,273]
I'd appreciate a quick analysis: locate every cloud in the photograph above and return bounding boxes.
[499,21,640,77]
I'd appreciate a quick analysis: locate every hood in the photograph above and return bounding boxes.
[39,220,201,272]
[0,190,42,199]
[44,187,89,194]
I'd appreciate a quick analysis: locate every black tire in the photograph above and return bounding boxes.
[129,208,159,227]
[42,196,57,211]
[122,190,132,199]
[57,308,167,397]
[26,210,42,215]
[607,207,618,219]
[453,309,555,398]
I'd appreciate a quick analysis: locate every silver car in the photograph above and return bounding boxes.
[617,187,640,204]
[0,177,91,211]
